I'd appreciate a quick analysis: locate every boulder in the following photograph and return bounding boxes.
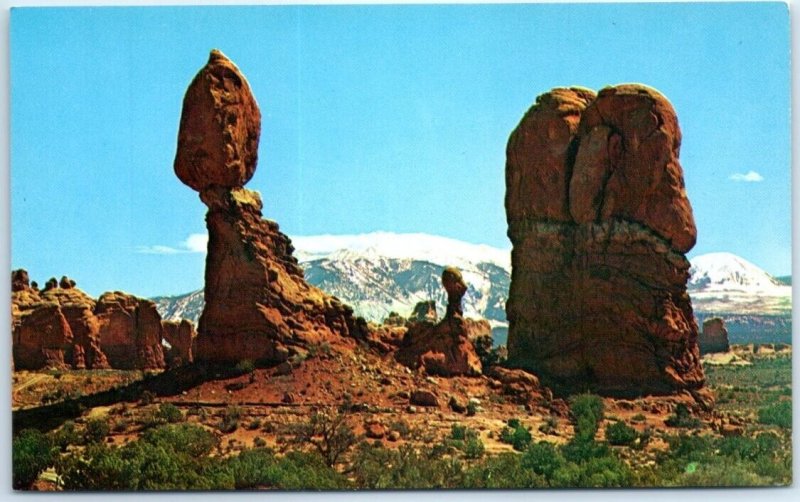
[174,49,261,191]
[175,51,358,365]
[409,390,439,407]
[95,292,166,370]
[505,84,706,401]
[699,317,730,355]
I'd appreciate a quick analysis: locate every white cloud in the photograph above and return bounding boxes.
[729,170,764,182]
[136,233,208,255]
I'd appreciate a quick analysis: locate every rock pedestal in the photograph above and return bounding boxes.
[175,50,356,365]
[396,267,483,376]
[505,85,708,404]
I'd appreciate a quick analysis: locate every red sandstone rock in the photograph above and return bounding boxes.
[11,269,30,292]
[95,292,166,370]
[175,52,357,365]
[395,267,483,377]
[162,319,196,366]
[699,317,730,355]
[409,390,439,407]
[13,303,73,370]
[174,50,261,192]
[40,285,110,370]
[505,84,706,402]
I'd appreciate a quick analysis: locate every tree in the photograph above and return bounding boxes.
[291,406,359,467]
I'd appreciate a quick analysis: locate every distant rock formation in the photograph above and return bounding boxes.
[162,319,196,367]
[95,292,166,370]
[10,269,190,371]
[12,270,109,370]
[505,85,708,405]
[175,50,358,365]
[396,267,483,376]
[700,318,730,355]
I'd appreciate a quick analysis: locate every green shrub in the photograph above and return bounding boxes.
[351,442,464,489]
[235,359,256,374]
[218,406,242,434]
[521,441,564,479]
[84,418,110,443]
[142,423,217,458]
[466,401,479,416]
[463,436,485,460]
[605,421,638,446]
[758,401,791,428]
[568,393,604,440]
[499,423,532,451]
[13,429,55,489]
[157,402,183,423]
[140,390,155,405]
[507,417,521,429]
[50,420,81,451]
[464,453,546,488]
[450,423,467,440]
[291,408,358,467]
[551,455,632,488]
[631,413,646,422]
[664,403,701,429]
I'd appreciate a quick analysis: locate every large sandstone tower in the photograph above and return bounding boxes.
[505,85,709,404]
[174,50,357,364]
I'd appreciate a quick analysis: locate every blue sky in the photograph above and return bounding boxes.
[10,3,791,297]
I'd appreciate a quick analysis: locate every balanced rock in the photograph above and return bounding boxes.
[95,292,166,370]
[174,49,261,191]
[505,85,707,403]
[175,51,357,364]
[395,267,482,376]
[699,318,730,355]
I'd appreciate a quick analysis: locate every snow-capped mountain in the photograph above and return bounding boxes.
[688,252,792,315]
[153,232,512,329]
[152,235,791,345]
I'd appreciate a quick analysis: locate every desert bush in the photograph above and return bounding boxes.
[291,407,358,467]
[568,393,604,440]
[141,423,217,458]
[605,421,638,446]
[84,418,110,443]
[550,455,632,488]
[235,359,256,374]
[253,436,267,448]
[351,442,464,489]
[462,436,485,460]
[464,453,546,488]
[499,422,532,451]
[450,423,468,440]
[139,390,155,405]
[466,400,479,416]
[218,405,242,433]
[521,441,565,479]
[157,402,183,423]
[248,418,262,431]
[631,413,646,422]
[13,429,56,489]
[664,403,701,429]
[758,400,791,428]
[538,416,558,434]
[50,420,81,451]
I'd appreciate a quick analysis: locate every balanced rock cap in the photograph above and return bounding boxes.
[174,49,262,192]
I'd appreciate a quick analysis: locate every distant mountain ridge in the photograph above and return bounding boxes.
[153,233,791,344]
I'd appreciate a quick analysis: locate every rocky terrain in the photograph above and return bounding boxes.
[504,85,707,404]
[11,270,192,371]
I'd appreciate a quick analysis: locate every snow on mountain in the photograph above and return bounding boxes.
[154,232,511,327]
[688,252,792,315]
[152,237,791,344]
[292,232,511,272]
[297,233,510,325]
